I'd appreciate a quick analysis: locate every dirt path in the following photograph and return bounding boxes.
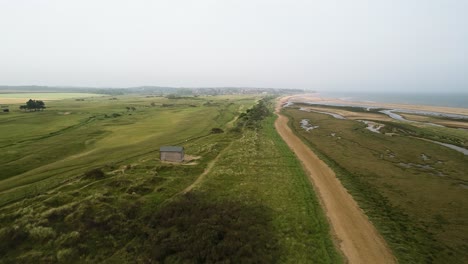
[181,140,235,194]
[275,97,395,264]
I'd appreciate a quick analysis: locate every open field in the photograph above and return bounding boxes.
[0,93,105,104]
[0,94,340,262]
[0,95,255,205]
[283,103,468,263]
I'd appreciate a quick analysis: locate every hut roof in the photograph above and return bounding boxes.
[160,146,184,152]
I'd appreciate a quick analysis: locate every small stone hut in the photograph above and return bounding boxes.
[160,146,184,162]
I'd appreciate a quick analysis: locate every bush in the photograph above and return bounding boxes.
[27,226,56,241]
[143,193,280,263]
[83,168,105,180]
[56,248,77,263]
[0,226,29,252]
[56,231,81,247]
[235,99,272,130]
[211,128,224,134]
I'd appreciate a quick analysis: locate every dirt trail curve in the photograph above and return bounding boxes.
[275,96,396,264]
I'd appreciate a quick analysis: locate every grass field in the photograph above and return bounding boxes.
[0,95,254,205]
[0,93,105,104]
[284,105,468,263]
[0,94,340,263]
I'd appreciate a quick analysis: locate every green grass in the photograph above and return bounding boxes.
[0,95,256,262]
[0,95,256,204]
[0,95,340,263]
[284,107,468,263]
[194,114,342,263]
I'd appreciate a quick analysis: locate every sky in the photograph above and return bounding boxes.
[1,0,467,92]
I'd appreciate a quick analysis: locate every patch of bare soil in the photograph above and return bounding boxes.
[275,96,396,264]
[184,155,201,162]
[183,157,200,165]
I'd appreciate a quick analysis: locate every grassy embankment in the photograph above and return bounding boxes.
[283,106,468,263]
[0,94,340,263]
[188,101,341,263]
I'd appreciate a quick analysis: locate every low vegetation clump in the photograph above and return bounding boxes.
[210,127,224,134]
[83,168,105,180]
[143,193,279,263]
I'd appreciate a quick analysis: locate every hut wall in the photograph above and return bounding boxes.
[161,152,184,162]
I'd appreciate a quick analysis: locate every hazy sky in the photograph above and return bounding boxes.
[1,0,467,92]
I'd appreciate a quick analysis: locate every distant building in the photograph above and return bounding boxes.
[160,146,184,162]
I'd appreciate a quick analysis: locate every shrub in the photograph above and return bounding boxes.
[56,248,76,263]
[0,226,29,252]
[143,193,280,263]
[234,98,272,130]
[56,231,81,247]
[83,168,105,180]
[42,203,77,222]
[28,226,56,241]
[211,128,224,134]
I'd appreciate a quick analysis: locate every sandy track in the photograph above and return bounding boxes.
[181,142,230,194]
[275,97,395,264]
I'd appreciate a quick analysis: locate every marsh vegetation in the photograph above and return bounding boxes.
[284,105,468,263]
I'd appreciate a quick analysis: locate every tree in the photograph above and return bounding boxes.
[36,100,45,110]
[19,99,46,111]
[26,99,35,109]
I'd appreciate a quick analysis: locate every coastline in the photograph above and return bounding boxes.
[287,93,468,116]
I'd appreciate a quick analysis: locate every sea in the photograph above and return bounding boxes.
[318,92,468,109]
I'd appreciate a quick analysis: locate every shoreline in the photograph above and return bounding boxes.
[287,93,468,116]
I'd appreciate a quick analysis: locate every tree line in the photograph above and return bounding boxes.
[235,98,272,130]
